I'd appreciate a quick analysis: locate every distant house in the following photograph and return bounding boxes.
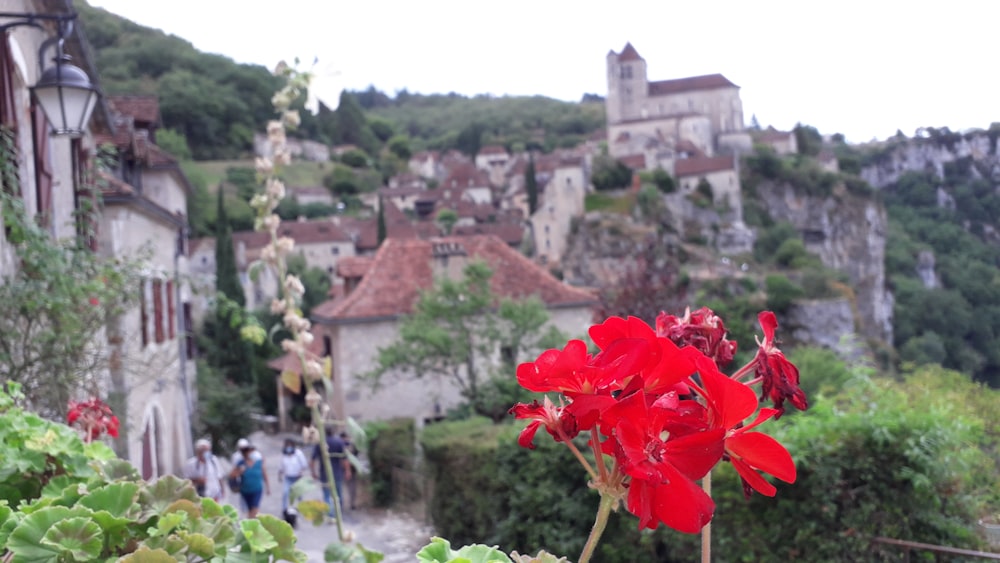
[474,144,511,187]
[288,185,334,207]
[270,235,597,427]
[753,126,798,155]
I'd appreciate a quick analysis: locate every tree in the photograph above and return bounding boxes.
[590,155,632,191]
[525,155,538,215]
[437,208,458,235]
[376,197,387,246]
[0,182,144,419]
[203,189,255,388]
[369,262,563,418]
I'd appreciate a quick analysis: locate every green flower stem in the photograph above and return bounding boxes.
[313,405,345,541]
[579,492,615,563]
[701,470,712,563]
[590,428,609,483]
[556,427,598,482]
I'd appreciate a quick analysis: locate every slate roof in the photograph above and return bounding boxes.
[648,74,738,96]
[617,42,642,62]
[674,156,735,177]
[312,235,596,323]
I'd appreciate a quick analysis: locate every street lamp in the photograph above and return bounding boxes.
[0,11,99,137]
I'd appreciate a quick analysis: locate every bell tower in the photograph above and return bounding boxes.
[605,42,647,125]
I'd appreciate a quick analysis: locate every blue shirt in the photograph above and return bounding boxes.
[238,452,264,493]
[312,435,346,483]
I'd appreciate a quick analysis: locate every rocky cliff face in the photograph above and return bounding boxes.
[756,181,892,345]
[860,131,1000,189]
[562,212,661,289]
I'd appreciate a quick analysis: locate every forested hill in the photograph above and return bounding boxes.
[77,2,281,160]
[77,2,605,160]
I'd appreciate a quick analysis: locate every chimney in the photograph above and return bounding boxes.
[431,240,468,281]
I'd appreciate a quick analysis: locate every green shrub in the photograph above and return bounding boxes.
[421,418,508,546]
[765,274,805,313]
[367,417,417,507]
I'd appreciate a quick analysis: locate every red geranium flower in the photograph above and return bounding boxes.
[589,315,699,395]
[696,355,796,497]
[605,390,724,533]
[509,396,579,449]
[67,397,120,441]
[751,312,808,417]
[656,307,737,368]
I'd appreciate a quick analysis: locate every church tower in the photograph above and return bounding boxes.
[605,42,648,125]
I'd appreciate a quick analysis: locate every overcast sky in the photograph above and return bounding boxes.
[87,0,998,144]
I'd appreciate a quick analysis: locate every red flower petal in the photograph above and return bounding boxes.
[696,356,757,430]
[730,456,777,497]
[726,431,797,484]
[517,420,542,449]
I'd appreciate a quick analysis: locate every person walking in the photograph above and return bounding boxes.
[278,438,309,513]
[311,428,348,519]
[340,431,360,510]
[183,438,224,502]
[230,438,270,518]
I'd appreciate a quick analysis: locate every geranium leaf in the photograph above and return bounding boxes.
[417,537,512,563]
[138,475,198,522]
[117,546,179,563]
[240,518,279,553]
[6,506,92,563]
[296,499,328,526]
[39,516,103,561]
[76,482,140,517]
[179,531,216,559]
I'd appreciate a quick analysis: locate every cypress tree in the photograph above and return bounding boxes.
[377,196,387,246]
[214,188,245,306]
[525,154,539,215]
[209,187,254,386]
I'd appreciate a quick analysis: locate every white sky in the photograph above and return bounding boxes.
[87,0,999,144]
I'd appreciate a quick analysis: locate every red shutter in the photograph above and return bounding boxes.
[166,280,175,340]
[31,105,52,224]
[153,280,164,344]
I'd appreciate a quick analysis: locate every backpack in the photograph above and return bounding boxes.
[227,474,241,493]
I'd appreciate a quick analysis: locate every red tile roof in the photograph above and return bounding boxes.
[648,74,737,96]
[107,95,161,126]
[336,255,375,278]
[478,145,508,156]
[674,156,735,177]
[617,42,642,62]
[312,235,596,322]
[452,223,525,246]
[619,154,646,169]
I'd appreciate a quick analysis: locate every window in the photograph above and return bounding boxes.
[183,302,195,359]
[322,335,332,357]
[31,105,52,224]
[152,280,164,344]
[331,246,339,255]
[140,282,149,347]
[166,280,175,340]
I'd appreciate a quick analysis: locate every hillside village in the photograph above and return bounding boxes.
[0,10,834,474]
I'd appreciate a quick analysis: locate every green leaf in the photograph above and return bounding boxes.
[297,499,328,526]
[117,546,179,563]
[240,518,279,553]
[416,537,512,563]
[255,513,306,562]
[76,481,140,517]
[39,516,103,561]
[324,542,357,562]
[6,506,92,563]
[179,531,216,559]
[138,475,198,522]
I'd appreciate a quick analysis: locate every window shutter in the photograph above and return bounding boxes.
[153,279,164,344]
[140,281,149,347]
[166,280,175,340]
[31,105,52,223]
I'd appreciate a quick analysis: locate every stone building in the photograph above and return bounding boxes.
[605,42,751,160]
[0,1,195,479]
[271,235,597,427]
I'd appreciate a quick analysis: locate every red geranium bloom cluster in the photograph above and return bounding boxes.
[510,310,803,534]
[67,397,120,441]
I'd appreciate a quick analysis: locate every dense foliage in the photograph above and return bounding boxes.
[366,417,417,507]
[884,168,1000,386]
[419,363,997,561]
[78,2,281,160]
[0,384,307,561]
